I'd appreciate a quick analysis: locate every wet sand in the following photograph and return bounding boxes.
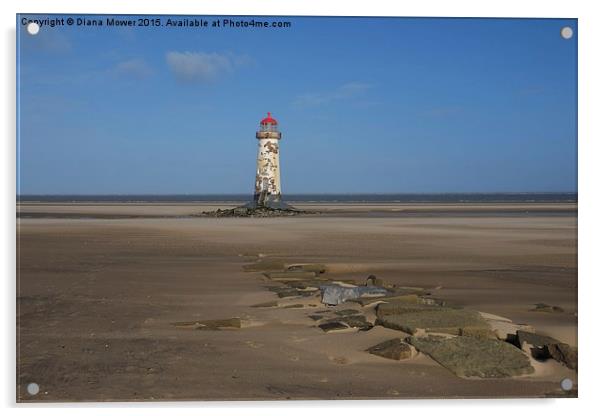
[16,202,577,401]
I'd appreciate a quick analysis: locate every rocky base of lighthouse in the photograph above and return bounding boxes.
[197,205,317,218]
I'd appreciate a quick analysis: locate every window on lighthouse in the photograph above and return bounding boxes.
[261,123,276,133]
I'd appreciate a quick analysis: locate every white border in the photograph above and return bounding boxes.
[3,0,600,414]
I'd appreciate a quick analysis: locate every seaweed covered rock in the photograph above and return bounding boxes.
[198,207,308,218]
[376,306,489,335]
[407,335,534,378]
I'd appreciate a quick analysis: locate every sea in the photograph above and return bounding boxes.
[17,193,577,203]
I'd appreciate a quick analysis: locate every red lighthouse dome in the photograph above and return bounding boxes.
[260,112,278,125]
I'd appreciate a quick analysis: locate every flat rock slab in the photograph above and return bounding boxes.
[530,303,565,313]
[250,301,279,308]
[318,321,349,332]
[351,293,428,306]
[286,263,327,274]
[321,315,373,331]
[375,302,449,319]
[283,304,305,309]
[407,335,534,378]
[367,338,414,361]
[286,280,328,289]
[458,327,497,340]
[265,271,318,281]
[172,317,242,330]
[334,309,362,316]
[243,259,287,272]
[376,308,489,335]
[267,286,315,298]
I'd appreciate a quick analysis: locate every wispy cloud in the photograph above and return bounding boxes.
[22,30,72,54]
[165,51,251,83]
[292,82,373,107]
[112,58,153,79]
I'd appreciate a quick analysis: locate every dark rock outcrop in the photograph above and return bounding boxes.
[515,330,577,370]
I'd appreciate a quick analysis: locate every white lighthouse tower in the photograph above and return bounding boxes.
[250,112,290,209]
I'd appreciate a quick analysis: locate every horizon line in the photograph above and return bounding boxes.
[16,191,578,196]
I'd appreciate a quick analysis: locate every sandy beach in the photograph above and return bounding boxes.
[16,202,577,401]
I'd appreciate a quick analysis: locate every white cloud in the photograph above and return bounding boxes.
[113,58,153,78]
[293,82,373,107]
[165,51,250,83]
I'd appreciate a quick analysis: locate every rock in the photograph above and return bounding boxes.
[250,301,278,308]
[354,294,441,308]
[267,287,306,298]
[283,304,305,309]
[337,315,373,330]
[320,285,358,305]
[515,330,560,349]
[419,297,446,306]
[351,293,422,307]
[478,311,534,341]
[287,263,327,274]
[375,302,448,319]
[334,309,362,316]
[320,284,388,305]
[172,317,242,330]
[391,286,430,296]
[199,207,308,218]
[285,281,324,290]
[359,287,389,298]
[367,338,414,360]
[459,327,497,340]
[318,321,349,332]
[530,303,565,313]
[243,259,287,272]
[366,275,385,287]
[321,314,373,331]
[487,320,534,341]
[544,343,578,370]
[407,335,534,378]
[264,271,318,281]
[376,307,489,335]
[515,330,577,370]
[308,314,324,321]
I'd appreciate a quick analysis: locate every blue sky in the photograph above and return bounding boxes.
[17,15,577,194]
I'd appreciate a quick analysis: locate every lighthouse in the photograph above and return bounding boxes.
[249,112,291,209]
